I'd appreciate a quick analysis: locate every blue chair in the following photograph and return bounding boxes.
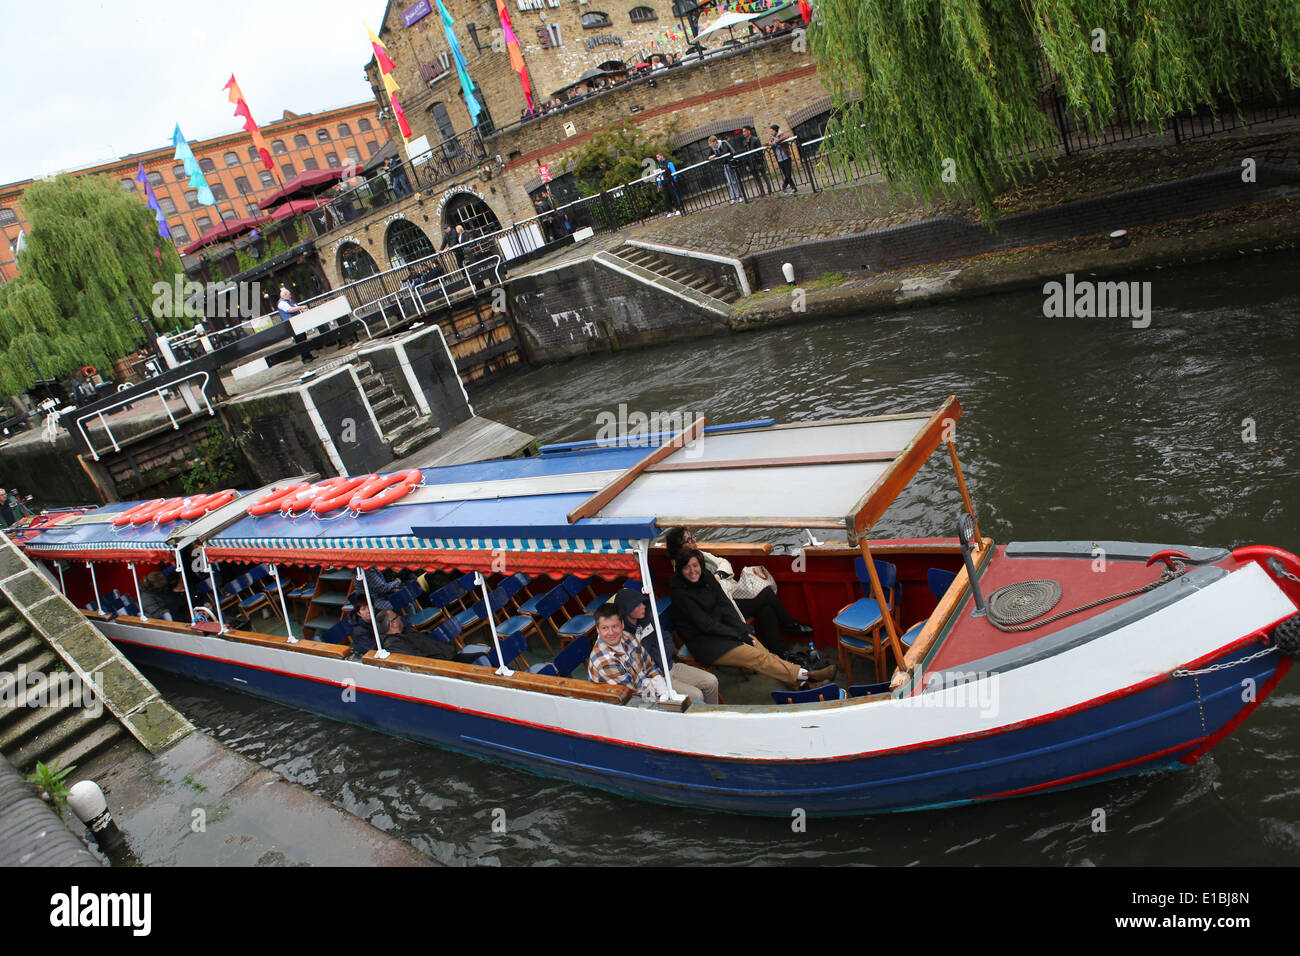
[388,581,425,614]
[408,577,469,628]
[834,558,900,684]
[530,636,592,678]
[772,683,847,704]
[425,618,461,645]
[928,568,957,599]
[314,619,352,645]
[465,632,528,670]
[497,582,571,655]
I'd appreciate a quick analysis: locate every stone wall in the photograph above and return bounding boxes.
[508,257,727,362]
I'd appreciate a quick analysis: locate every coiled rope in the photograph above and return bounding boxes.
[986,560,1188,633]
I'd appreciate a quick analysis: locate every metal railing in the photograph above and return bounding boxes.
[75,370,216,462]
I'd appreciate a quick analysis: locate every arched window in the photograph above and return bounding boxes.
[443,194,502,239]
[338,242,380,282]
[223,151,240,166]
[294,134,309,149]
[385,219,436,267]
[358,118,372,132]
[147,170,164,186]
[303,157,319,171]
[198,158,216,173]
[581,11,611,28]
[629,6,656,23]
[272,140,287,155]
[317,129,331,142]
[247,147,260,162]
[325,153,341,168]
[338,123,352,137]
[172,164,186,180]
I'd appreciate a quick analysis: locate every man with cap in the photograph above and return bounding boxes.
[614,588,719,705]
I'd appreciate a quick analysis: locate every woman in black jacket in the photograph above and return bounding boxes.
[671,548,834,690]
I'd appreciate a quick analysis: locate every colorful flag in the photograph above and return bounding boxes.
[495,0,533,114]
[798,0,812,23]
[367,24,411,142]
[436,0,483,127]
[224,75,273,171]
[172,125,215,206]
[135,162,172,240]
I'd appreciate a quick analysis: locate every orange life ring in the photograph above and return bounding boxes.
[310,476,374,515]
[180,489,237,520]
[152,497,194,524]
[248,483,309,517]
[348,469,423,513]
[129,498,171,526]
[284,477,354,514]
[112,500,160,527]
[82,365,97,377]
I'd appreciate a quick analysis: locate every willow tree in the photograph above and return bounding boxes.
[0,174,181,396]
[810,0,1300,222]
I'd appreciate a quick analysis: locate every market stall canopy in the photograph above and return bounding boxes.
[551,66,625,99]
[181,215,270,255]
[257,167,347,210]
[266,197,330,221]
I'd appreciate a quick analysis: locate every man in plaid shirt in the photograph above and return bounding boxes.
[587,604,667,701]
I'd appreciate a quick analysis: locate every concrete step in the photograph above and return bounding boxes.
[370,394,403,417]
[39,721,125,778]
[8,708,115,774]
[0,649,56,697]
[391,426,441,459]
[0,635,42,671]
[0,700,67,753]
[0,605,19,629]
[0,620,31,650]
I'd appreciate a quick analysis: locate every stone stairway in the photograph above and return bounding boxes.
[356,360,441,460]
[0,603,125,776]
[609,243,742,304]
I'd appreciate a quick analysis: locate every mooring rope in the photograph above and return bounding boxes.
[986,560,1187,633]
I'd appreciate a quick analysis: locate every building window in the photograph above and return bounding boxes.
[317,129,331,142]
[365,140,380,156]
[338,242,380,282]
[172,164,186,180]
[272,140,287,154]
[223,151,240,166]
[195,215,212,231]
[221,209,238,221]
[0,207,16,225]
[338,123,351,137]
[210,183,228,201]
[247,147,260,162]
[294,134,309,149]
[428,102,456,144]
[199,158,216,173]
[235,176,252,195]
[303,157,319,170]
[580,11,611,29]
[325,153,341,168]
[346,147,361,164]
[282,163,296,178]
[121,179,135,191]
[184,189,198,207]
[629,6,656,22]
[259,170,274,187]
[158,196,177,216]
[385,219,435,267]
[147,170,164,186]
[172,225,191,244]
[358,118,372,132]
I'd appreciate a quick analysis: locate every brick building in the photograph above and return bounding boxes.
[0,101,392,282]
[320,2,831,289]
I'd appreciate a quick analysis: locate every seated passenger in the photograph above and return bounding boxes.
[671,548,834,690]
[363,568,400,611]
[665,526,813,653]
[614,588,718,705]
[587,605,668,702]
[348,592,379,657]
[140,571,172,620]
[375,609,456,660]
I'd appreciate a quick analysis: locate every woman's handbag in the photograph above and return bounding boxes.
[731,564,776,601]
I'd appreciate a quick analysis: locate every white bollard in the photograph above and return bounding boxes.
[67,780,128,855]
[782,262,795,285]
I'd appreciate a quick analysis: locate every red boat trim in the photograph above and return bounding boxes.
[101,615,1292,767]
[204,546,639,577]
[26,547,173,563]
[975,737,1204,800]
[1177,655,1292,765]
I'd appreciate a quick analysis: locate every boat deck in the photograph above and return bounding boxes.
[927,546,1239,674]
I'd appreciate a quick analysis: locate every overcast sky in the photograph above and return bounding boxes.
[0,0,393,185]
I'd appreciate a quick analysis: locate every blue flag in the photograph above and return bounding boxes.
[172,124,216,206]
[135,162,173,240]
[436,0,482,126]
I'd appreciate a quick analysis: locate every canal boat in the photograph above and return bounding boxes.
[13,396,1300,816]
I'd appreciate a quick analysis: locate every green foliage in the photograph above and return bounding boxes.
[26,760,76,815]
[0,174,182,396]
[810,0,1300,222]
[234,247,259,273]
[570,120,676,194]
[179,423,246,494]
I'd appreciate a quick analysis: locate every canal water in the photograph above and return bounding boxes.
[150,250,1300,865]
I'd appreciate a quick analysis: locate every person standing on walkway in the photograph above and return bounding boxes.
[655,152,685,217]
[741,126,772,198]
[768,124,798,194]
[708,134,745,204]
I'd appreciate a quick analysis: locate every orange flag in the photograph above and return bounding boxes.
[224,75,273,172]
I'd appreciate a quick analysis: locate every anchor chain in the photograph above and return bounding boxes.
[1171,644,1279,677]
[1268,558,1300,586]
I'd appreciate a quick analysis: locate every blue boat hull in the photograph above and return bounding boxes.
[109,634,1288,816]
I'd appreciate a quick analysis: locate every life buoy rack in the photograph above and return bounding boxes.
[82,365,97,377]
[248,483,309,517]
[151,497,194,524]
[348,469,423,513]
[129,498,174,526]
[283,477,356,514]
[310,475,375,515]
[180,489,237,520]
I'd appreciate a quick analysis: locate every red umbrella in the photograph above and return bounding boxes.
[180,215,270,255]
[267,198,330,220]
[258,167,347,210]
